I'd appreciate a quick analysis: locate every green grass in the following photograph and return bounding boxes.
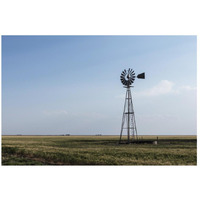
[1,135,197,165]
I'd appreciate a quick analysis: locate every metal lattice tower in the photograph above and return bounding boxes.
[119,68,145,144]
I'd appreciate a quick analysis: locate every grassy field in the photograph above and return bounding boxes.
[1,135,197,165]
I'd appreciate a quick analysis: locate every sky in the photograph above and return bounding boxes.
[2,35,197,135]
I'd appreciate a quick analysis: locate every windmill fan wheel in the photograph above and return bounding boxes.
[120,68,135,86]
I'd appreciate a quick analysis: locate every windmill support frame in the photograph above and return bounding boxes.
[119,86,138,144]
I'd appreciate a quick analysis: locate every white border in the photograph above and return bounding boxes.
[0,1,199,200]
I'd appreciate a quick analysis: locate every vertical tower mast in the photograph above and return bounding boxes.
[127,87,130,142]
[119,69,145,144]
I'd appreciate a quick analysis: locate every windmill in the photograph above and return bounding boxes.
[119,68,145,144]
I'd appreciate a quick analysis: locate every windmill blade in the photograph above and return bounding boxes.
[131,71,135,75]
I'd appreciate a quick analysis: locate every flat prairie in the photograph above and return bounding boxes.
[1,135,197,165]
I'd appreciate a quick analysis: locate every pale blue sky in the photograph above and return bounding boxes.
[2,36,197,135]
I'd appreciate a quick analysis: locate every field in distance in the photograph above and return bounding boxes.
[1,135,197,165]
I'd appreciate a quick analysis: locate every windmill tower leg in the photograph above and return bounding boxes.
[129,88,138,141]
[119,90,128,143]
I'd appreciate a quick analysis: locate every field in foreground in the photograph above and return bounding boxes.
[1,135,197,165]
